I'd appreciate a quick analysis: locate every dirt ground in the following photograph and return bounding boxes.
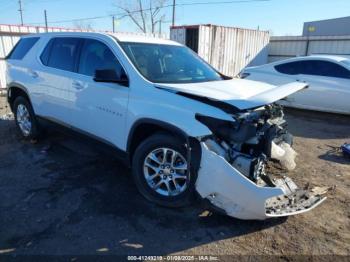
[0,95,349,259]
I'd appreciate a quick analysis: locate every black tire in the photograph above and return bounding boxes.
[13,96,40,140]
[132,133,198,208]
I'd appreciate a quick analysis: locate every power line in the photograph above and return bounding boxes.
[26,0,270,26]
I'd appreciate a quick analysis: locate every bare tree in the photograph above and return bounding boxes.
[115,0,167,34]
[73,21,94,31]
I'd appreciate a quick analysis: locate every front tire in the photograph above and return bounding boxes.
[132,133,197,207]
[13,96,40,140]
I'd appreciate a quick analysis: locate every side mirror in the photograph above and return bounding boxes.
[93,69,129,87]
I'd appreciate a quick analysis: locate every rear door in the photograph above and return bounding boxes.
[36,37,82,125]
[67,38,129,148]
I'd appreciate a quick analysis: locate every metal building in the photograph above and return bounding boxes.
[303,16,350,37]
[170,24,270,77]
[268,35,350,62]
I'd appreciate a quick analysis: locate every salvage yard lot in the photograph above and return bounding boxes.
[0,95,349,257]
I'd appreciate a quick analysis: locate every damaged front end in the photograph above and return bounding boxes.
[195,104,327,220]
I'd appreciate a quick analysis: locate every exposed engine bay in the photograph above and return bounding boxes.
[195,104,328,220]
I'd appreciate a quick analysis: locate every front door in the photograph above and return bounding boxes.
[68,38,129,149]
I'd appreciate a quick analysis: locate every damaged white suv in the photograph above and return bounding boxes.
[6,32,327,220]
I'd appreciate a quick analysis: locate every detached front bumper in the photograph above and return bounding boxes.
[195,142,327,220]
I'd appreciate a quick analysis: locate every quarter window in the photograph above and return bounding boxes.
[7,37,39,60]
[78,39,124,77]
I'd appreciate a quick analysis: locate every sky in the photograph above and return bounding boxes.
[0,0,350,36]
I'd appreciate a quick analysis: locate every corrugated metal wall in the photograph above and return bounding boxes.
[171,25,270,77]
[0,34,20,88]
[269,35,350,62]
[0,24,168,89]
[170,27,186,45]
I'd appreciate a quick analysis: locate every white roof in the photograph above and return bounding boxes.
[108,33,181,45]
[22,31,181,46]
[307,54,349,62]
[286,55,349,63]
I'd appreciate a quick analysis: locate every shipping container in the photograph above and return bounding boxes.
[170,24,270,77]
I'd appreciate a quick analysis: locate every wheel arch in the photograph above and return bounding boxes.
[7,82,32,112]
[127,118,201,172]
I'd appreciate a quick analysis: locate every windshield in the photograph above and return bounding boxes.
[120,42,223,83]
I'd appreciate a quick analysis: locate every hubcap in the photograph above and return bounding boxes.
[16,104,32,136]
[143,148,189,197]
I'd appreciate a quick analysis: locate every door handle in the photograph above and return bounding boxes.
[28,70,39,78]
[72,81,84,90]
[296,79,306,83]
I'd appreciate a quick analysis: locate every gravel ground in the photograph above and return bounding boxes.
[0,95,349,259]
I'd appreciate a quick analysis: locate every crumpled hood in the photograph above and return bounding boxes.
[156,78,307,110]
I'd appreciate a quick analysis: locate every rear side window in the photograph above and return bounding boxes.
[7,37,39,60]
[307,60,350,79]
[45,38,81,72]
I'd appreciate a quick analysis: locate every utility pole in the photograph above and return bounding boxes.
[18,0,24,25]
[44,10,48,32]
[172,0,176,27]
[159,19,162,36]
[112,16,115,33]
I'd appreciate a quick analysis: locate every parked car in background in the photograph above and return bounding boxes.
[6,32,327,220]
[241,55,350,115]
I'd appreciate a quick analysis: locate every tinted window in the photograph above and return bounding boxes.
[78,39,123,77]
[275,60,350,79]
[40,39,54,65]
[275,61,304,75]
[307,60,350,79]
[7,37,39,60]
[47,38,81,72]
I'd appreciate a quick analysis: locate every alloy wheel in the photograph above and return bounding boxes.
[143,148,189,197]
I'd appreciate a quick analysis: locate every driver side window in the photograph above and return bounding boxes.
[78,39,123,77]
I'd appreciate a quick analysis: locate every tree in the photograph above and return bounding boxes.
[115,0,168,34]
[73,21,94,31]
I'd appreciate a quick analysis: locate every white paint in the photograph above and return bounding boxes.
[157,79,307,110]
[196,142,327,220]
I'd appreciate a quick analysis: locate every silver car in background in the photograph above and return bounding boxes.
[242,55,350,115]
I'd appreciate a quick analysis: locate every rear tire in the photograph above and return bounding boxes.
[132,133,197,208]
[13,96,40,140]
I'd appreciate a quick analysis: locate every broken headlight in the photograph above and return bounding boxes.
[196,114,257,143]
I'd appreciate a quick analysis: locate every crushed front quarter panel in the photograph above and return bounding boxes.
[196,142,327,220]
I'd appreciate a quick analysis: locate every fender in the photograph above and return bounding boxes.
[127,118,190,153]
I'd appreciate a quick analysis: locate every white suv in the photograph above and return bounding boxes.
[6,32,327,220]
